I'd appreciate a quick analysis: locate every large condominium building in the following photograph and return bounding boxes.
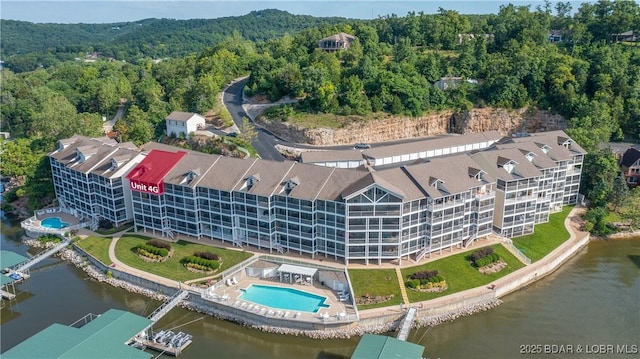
[49,130,586,264]
[49,136,143,228]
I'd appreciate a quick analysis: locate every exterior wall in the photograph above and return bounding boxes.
[50,158,133,227]
[166,116,205,139]
[494,178,538,237]
[369,139,498,168]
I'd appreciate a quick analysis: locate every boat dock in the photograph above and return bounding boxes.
[141,331,193,356]
[1,289,16,300]
[129,289,193,356]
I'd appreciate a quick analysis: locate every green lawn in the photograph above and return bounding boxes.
[114,235,253,282]
[75,236,113,266]
[512,206,573,262]
[348,268,403,310]
[400,244,525,302]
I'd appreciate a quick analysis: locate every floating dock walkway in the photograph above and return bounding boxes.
[397,307,417,341]
[11,238,72,274]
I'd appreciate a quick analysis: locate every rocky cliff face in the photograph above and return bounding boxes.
[256,108,567,145]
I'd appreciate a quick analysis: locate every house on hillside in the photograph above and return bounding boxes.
[620,146,640,188]
[548,30,568,43]
[165,111,205,139]
[434,76,479,91]
[318,32,356,52]
[611,30,638,42]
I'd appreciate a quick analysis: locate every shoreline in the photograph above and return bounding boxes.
[20,208,600,340]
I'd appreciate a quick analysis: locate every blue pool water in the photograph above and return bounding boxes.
[239,284,330,313]
[41,217,70,229]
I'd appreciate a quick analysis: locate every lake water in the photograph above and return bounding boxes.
[1,213,638,358]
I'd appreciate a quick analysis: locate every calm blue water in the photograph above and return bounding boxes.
[40,217,69,229]
[239,284,329,313]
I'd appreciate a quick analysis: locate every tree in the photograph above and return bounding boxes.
[0,138,40,178]
[621,187,640,230]
[237,117,257,145]
[609,172,630,212]
[580,149,619,205]
[125,105,154,146]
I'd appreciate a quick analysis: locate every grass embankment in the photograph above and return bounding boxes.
[348,269,403,310]
[511,206,573,262]
[75,236,113,266]
[401,245,525,303]
[77,234,253,282]
[349,244,526,310]
[115,235,253,282]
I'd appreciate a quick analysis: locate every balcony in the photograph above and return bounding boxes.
[475,191,495,200]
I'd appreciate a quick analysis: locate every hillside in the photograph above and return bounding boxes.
[0,9,354,71]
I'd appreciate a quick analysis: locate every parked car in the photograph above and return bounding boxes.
[354,143,371,149]
[227,132,238,137]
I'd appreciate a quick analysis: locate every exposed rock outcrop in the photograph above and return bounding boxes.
[256,108,567,145]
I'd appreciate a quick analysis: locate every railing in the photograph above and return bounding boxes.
[499,235,531,265]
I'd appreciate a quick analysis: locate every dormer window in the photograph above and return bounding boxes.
[242,174,261,191]
[525,152,536,162]
[497,156,518,174]
[429,177,446,191]
[109,158,119,171]
[75,149,87,163]
[468,167,485,181]
[283,177,300,195]
[558,136,572,148]
[186,168,200,184]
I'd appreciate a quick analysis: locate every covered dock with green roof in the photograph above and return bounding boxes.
[3,308,153,359]
[351,334,425,359]
[1,250,30,299]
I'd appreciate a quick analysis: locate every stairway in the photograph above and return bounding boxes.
[395,268,410,305]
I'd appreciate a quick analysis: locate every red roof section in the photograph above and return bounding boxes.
[126,150,187,184]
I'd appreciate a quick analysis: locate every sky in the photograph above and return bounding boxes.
[1,0,591,24]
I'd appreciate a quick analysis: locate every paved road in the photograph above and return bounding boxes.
[224,80,286,161]
[222,79,472,160]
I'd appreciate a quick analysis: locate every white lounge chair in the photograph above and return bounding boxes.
[233,300,240,307]
[247,304,254,311]
[284,311,290,318]
[232,277,238,285]
[294,312,301,318]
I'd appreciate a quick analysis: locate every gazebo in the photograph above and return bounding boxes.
[277,264,317,285]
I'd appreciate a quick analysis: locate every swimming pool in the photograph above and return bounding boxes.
[41,217,70,229]
[239,284,330,313]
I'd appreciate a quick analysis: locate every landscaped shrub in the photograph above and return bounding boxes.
[406,270,447,291]
[408,270,439,280]
[194,251,220,261]
[406,279,421,288]
[38,234,62,243]
[98,219,113,230]
[136,243,169,257]
[181,256,220,271]
[473,251,501,268]
[147,239,171,250]
[470,247,494,262]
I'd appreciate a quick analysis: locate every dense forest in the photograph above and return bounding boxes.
[0,9,352,72]
[1,1,639,231]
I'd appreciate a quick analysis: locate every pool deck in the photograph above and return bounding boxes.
[35,211,81,227]
[202,275,356,324]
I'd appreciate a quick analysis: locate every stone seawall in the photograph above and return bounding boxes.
[256,108,567,145]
